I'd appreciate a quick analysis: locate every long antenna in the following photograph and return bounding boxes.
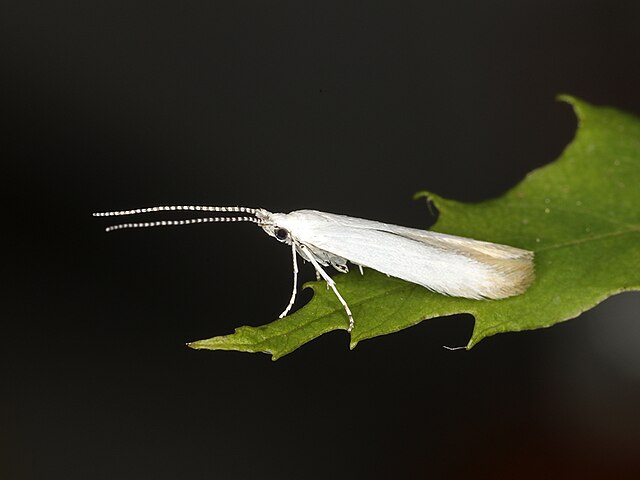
[93,205,257,217]
[102,216,261,232]
[92,205,263,232]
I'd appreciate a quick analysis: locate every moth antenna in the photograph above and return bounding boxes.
[104,216,261,232]
[93,205,258,217]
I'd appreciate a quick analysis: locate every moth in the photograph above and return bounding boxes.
[94,205,535,331]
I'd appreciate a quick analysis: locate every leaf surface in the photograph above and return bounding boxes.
[190,96,640,359]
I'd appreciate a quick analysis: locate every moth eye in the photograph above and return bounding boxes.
[275,228,289,241]
[275,228,289,242]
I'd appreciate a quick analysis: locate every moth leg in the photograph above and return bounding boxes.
[278,242,298,318]
[300,244,354,332]
[358,264,364,275]
[333,263,349,274]
[313,270,330,289]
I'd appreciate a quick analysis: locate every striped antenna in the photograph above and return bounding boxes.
[93,205,258,217]
[92,205,263,232]
[103,216,261,232]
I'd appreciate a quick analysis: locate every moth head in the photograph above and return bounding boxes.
[257,210,293,245]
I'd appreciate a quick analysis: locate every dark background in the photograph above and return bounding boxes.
[3,1,640,478]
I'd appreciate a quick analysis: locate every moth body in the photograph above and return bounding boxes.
[95,205,535,332]
[260,209,534,301]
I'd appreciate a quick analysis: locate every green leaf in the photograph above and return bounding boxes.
[189,96,640,359]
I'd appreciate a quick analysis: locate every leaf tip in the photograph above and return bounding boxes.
[556,93,577,105]
[187,338,227,351]
[556,94,590,122]
[467,326,490,349]
[413,190,452,217]
[413,190,441,203]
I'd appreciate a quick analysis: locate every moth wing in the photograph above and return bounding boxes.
[287,211,534,299]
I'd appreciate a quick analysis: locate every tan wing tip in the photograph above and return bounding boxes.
[484,251,536,299]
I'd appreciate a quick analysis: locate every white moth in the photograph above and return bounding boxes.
[94,205,535,331]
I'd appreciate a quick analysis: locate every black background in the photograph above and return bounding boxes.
[3,1,640,479]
